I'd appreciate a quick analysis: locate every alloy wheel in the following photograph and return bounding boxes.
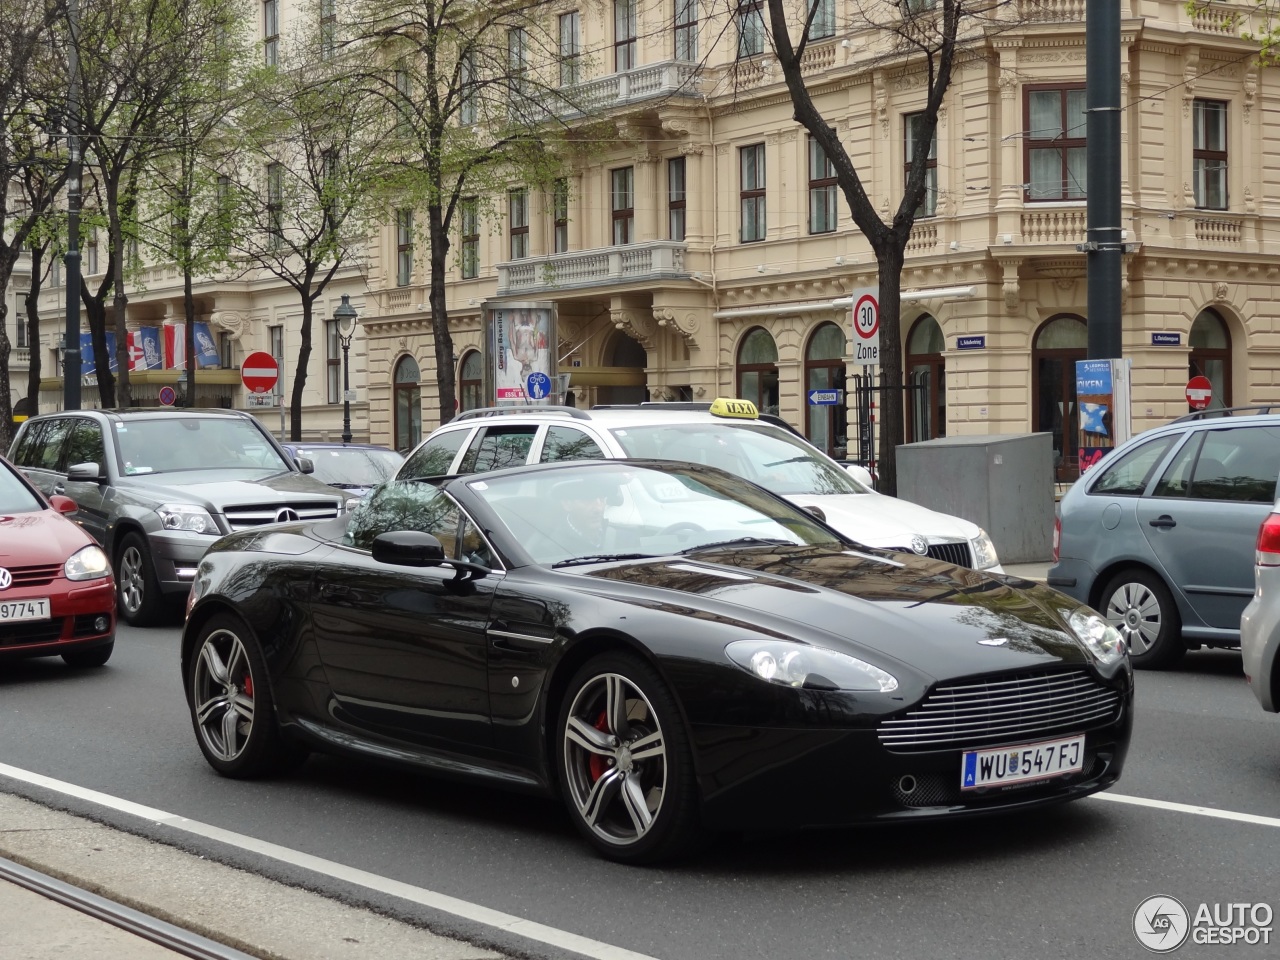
[192,628,256,762]
[562,673,668,847]
[118,544,146,616]
[1105,581,1162,656]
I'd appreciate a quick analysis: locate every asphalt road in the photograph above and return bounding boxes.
[3,622,1280,960]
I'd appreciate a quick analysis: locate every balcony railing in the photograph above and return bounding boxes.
[1020,208,1087,244]
[542,60,702,119]
[496,241,688,295]
[1017,0,1086,21]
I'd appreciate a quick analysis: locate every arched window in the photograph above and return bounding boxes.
[394,354,422,453]
[906,315,945,442]
[736,327,779,415]
[459,350,483,412]
[804,322,846,455]
[1189,309,1231,411]
[1032,315,1087,481]
[596,332,647,405]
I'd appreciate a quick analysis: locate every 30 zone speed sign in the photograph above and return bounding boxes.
[851,288,880,365]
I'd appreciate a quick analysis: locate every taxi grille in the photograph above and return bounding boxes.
[3,564,62,587]
[878,669,1123,753]
[223,502,340,530]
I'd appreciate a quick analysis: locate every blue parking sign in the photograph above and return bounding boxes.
[526,371,551,400]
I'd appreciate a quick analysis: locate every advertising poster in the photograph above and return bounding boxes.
[489,303,556,404]
[1075,358,1132,475]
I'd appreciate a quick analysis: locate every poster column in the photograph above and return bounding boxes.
[484,301,558,406]
[1075,358,1132,475]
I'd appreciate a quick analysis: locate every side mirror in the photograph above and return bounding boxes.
[845,464,875,488]
[295,456,315,474]
[372,530,446,567]
[50,494,79,515]
[67,462,105,482]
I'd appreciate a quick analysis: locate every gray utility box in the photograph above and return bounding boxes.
[896,433,1054,564]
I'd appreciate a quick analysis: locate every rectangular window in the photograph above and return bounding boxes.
[15,307,27,349]
[219,332,232,368]
[904,112,937,218]
[808,0,835,40]
[739,144,765,242]
[396,209,413,286]
[215,174,232,246]
[461,197,479,278]
[615,0,637,71]
[86,227,99,274]
[611,167,634,245]
[269,325,284,397]
[267,162,284,248]
[509,188,529,260]
[553,178,569,253]
[508,27,528,94]
[808,137,837,234]
[1025,85,1087,201]
[668,157,686,241]
[395,67,412,132]
[459,53,477,125]
[1193,99,1228,210]
[559,12,581,87]
[326,319,340,403]
[320,0,336,58]
[675,0,698,61]
[737,0,765,59]
[263,0,278,65]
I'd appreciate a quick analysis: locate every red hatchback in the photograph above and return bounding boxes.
[0,454,116,666]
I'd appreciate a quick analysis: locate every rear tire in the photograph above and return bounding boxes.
[1100,568,1184,669]
[116,533,164,627]
[62,642,113,669]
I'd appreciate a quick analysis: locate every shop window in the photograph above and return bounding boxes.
[1189,309,1231,411]
[394,354,422,453]
[906,316,945,442]
[1032,315,1087,481]
[737,327,779,415]
[804,322,846,456]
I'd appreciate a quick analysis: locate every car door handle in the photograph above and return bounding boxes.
[1148,515,1177,529]
[319,583,351,600]
[53,484,66,494]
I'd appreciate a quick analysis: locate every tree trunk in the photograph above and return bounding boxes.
[428,203,455,426]
[25,253,44,409]
[875,243,906,498]
[290,290,314,441]
[0,304,11,451]
[83,292,115,409]
[109,194,131,407]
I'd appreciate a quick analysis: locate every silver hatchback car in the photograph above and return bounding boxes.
[1241,504,1280,712]
[1049,407,1280,668]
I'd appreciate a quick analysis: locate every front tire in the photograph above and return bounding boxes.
[556,652,701,863]
[116,532,164,627]
[1101,568,1184,669]
[187,613,307,778]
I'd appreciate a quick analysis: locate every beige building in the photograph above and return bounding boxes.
[31,0,1280,477]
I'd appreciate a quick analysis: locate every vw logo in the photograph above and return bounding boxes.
[275,508,300,523]
[0,568,11,590]
[910,535,929,555]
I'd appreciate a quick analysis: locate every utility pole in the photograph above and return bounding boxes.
[63,0,83,409]
[1084,0,1123,360]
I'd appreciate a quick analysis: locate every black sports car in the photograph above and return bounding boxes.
[182,459,1133,863]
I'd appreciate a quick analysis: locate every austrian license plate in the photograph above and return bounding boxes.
[960,734,1084,790]
[0,598,51,623]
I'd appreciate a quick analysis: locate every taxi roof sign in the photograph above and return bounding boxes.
[709,398,759,419]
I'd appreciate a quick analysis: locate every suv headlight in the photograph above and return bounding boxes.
[970,529,1000,570]
[157,503,219,535]
[726,640,898,693]
[1067,608,1127,665]
[65,545,110,581]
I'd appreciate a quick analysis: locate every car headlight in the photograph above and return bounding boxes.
[345,498,363,513]
[1067,608,1127,665]
[64,544,111,581]
[725,640,898,693]
[970,528,1000,570]
[157,503,219,534]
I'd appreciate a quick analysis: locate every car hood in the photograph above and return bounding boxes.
[121,471,342,508]
[783,492,981,549]
[582,546,1087,681]
[0,509,93,566]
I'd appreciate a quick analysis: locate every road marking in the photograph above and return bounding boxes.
[0,762,660,960]
[1091,791,1280,828]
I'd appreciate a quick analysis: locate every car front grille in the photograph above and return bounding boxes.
[884,541,973,568]
[878,669,1124,753]
[2,564,63,587]
[223,502,341,530]
[1,619,66,646]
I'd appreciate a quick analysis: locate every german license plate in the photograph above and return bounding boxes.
[0,598,51,623]
[960,734,1084,790]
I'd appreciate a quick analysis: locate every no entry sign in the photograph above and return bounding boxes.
[241,351,279,394]
[1186,375,1212,410]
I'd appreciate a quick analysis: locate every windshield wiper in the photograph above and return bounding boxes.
[763,455,812,468]
[551,553,657,568]
[679,537,795,554]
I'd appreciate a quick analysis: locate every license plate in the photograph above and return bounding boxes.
[0,598,51,623]
[961,734,1084,790]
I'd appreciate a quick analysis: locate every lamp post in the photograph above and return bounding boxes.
[333,295,358,444]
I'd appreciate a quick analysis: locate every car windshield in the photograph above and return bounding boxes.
[113,417,291,476]
[293,448,404,488]
[469,462,842,567]
[607,422,868,497]
[0,463,43,513]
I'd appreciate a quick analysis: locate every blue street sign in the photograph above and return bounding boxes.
[526,371,552,400]
[956,335,986,350]
[1151,332,1181,346]
[808,389,840,405]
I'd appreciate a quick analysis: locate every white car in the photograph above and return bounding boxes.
[396,399,1002,572]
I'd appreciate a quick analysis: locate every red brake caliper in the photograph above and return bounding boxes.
[588,710,610,782]
[242,673,254,699]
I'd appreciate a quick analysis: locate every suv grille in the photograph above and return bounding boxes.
[223,502,340,530]
[877,669,1123,753]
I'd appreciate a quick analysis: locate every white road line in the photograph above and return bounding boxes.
[0,762,659,960]
[1091,791,1280,828]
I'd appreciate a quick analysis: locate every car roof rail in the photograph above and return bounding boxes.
[1171,404,1280,423]
[591,402,713,411]
[449,405,590,423]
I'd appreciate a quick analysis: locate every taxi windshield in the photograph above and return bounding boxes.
[607,422,868,497]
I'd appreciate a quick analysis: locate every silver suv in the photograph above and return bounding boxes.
[1049,405,1280,668]
[8,409,345,625]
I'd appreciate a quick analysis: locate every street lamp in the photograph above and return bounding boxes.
[333,295,358,444]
